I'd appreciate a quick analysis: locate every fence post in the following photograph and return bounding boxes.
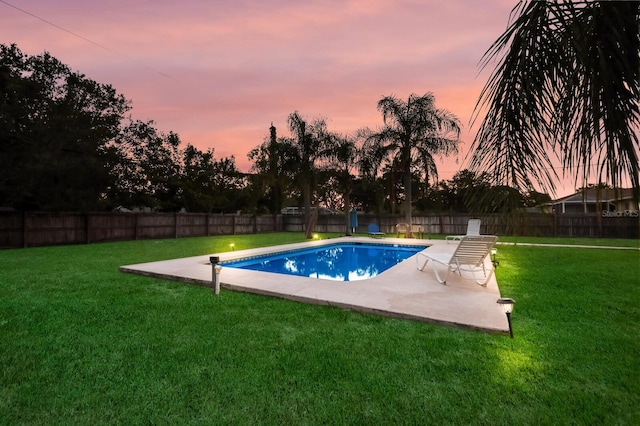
[22,211,28,248]
[85,213,91,245]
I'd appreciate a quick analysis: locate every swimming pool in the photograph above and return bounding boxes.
[222,242,425,281]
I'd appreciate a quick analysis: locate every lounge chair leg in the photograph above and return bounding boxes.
[416,254,430,271]
[431,262,449,285]
[476,267,495,287]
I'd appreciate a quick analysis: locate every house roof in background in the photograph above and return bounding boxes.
[551,188,635,205]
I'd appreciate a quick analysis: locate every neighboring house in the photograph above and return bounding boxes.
[541,188,639,215]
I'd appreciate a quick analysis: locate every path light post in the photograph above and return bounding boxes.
[210,256,221,295]
[497,298,515,338]
[490,248,499,268]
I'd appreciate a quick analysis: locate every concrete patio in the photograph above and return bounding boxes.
[120,237,510,334]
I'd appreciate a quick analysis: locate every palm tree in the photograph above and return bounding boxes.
[247,123,298,213]
[320,132,362,235]
[469,1,640,201]
[369,93,461,235]
[287,111,329,236]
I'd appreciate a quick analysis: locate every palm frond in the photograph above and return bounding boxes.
[558,1,640,193]
[470,0,640,199]
[470,1,560,193]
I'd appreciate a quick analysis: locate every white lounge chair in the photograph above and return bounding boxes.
[446,218,481,242]
[416,235,498,286]
[396,222,409,237]
[396,223,424,239]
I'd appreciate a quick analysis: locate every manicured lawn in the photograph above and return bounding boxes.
[1,233,638,424]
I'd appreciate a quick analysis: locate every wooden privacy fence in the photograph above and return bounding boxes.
[0,212,282,248]
[283,213,640,239]
[0,211,637,248]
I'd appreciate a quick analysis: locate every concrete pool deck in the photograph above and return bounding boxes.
[120,237,510,334]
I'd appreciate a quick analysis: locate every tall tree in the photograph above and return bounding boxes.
[247,123,298,213]
[320,132,361,234]
[181,144,208,211]
[0,44,129,210]
[368,93,461,235]
[180,144,222,212]
[469,1,640,201]
[110,120,182,211]
[357,134,388,214]
[428,170,492,213]
[287,111,329,234]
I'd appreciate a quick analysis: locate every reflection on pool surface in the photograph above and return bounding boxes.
[222,242,425,281]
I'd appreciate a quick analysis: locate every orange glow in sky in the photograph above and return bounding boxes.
[0,0,578,196]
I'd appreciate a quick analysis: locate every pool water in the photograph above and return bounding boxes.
[222,242,425,281]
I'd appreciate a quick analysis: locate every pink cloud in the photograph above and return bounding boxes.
[6,0,566,190]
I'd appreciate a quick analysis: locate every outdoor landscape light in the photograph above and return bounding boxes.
[497,297,515,338]
[213,265,222,295]
[313,233,320,240]
[490,248,499,268]
[210,256,222,295]
[229,243,235,250]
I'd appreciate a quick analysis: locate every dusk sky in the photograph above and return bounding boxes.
[2,0,575,195]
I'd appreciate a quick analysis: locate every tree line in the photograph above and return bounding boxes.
[4,2,639,218]
[1,43,551,220]
[0,43,246,213]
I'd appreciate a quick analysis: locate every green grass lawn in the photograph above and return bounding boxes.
[1,233,639,425]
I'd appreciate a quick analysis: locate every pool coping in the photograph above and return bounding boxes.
[120,236,510,334]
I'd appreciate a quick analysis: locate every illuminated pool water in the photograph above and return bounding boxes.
[222,242,426,281]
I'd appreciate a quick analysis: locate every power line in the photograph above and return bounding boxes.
[0,0,172,79]
[1,0,117,53]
